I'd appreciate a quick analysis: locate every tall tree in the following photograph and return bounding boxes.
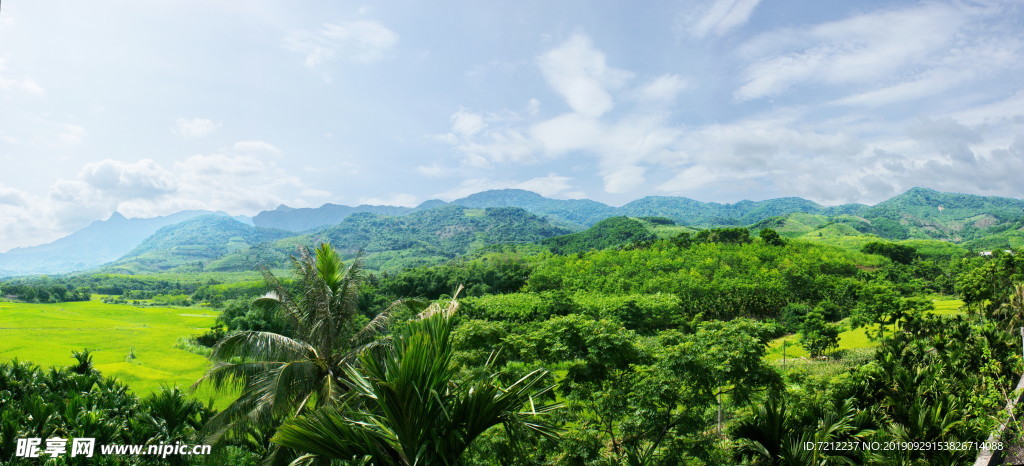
[194,244,394,451]
[271,290,561,464]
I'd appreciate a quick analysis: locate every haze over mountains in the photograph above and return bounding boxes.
[1,187,1023,277]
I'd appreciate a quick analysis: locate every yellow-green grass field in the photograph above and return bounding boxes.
[765,298,965,362]
[0,298,234,406]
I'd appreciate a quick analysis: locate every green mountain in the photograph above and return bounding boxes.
[103,215,292,273]
[0,210,231,277]
[291,206,572,271]
[122,206,572,273]
[859,187,1024,241]
[542,217,657,254]
[447,189,617,228]
[753,188,1024,248]
[10,187,1024,278]
[253,204,413,232]
[619,196,825,226]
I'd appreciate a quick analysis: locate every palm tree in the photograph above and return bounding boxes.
[271,291,561,465]
[194,244,395,449]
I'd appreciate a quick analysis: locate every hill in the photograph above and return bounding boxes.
[619,196,825,226]
[252,204,413,232]
[287,206,572,271]
[103,215,292,273]
[110,206,571,273]
[8,187,1024,278]
[542,217,656,254]
[0,210,230,277]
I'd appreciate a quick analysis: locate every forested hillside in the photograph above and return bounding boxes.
[4,219,1024,463]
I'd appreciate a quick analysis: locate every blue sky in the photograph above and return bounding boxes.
[1,0,1022,250]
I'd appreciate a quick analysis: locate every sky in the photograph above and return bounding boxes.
[1,0,1023,251]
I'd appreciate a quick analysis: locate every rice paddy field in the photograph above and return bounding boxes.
[0,298,233,406]
[765,297,965,362]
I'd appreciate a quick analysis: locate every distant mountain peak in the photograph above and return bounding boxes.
[108,212,127,221]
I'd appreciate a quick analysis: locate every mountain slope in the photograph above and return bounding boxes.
[449,189,617,227]
[104,215,292,273]
[253,204,414,232]
[0,210,223,277]
[109,206,572,274]
[542,217,657,254]
[293,205,572,271]
[619,196,826,226]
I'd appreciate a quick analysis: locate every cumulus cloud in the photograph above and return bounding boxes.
[427,8,1024,207]
[286,20,399,68]
[537,34,632,117]
[0,142,333,251]
[0,185,29,207]
[172,118,221,139]
[907,118,982,164]
[78,159,178,199]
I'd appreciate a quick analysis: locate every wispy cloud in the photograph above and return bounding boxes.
[688,0,762,38]
[735,3,968,101]
[172,118,221,139]
[286,20,399,68]
[0,58,45,96]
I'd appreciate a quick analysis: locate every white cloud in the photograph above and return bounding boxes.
[77,159,177,199]
[637,74,689,103]
[0,185,29,207]
[232,140,282,155]
[526,98,540,117]
[830,71,970,108]
[949,90,1024,126]
[735,3,967,101]
[286,20,399,68]
[0,139,334,250]
[513,174,583,198]
[416,163,445,177]
[0,58,45,96]
[434,109,538,168]
[432,175,583,201]
[451,110,486,138]
[172,118,221,139]
[530,113,604,156]
[689,0,762,38]
[358,193,419,207]
[537,34,632,117]
[57,124,86,145]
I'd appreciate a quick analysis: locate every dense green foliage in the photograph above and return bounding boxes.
[541,216,656,254]
[6,205,1024,464]
[272,295,559,464]
[0,280,89,302]
[0,354,212,465]
[193,244,393,463]
[862,240,919,264]
[104,215,292,273]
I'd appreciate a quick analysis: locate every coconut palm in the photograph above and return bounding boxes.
[194,244,396,449]
[271,291,561,465]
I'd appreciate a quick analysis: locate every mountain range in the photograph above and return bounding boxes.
[1,187,1023,277]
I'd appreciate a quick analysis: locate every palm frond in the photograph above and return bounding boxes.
[210,331,316,363]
